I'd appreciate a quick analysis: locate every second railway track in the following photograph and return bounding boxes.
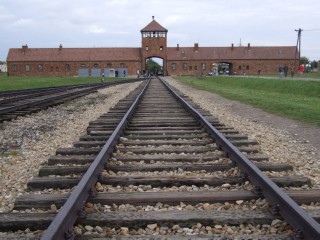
[0,79,144,123]
[1,77,320,239]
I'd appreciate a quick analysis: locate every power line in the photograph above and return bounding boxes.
[303,29,320,31]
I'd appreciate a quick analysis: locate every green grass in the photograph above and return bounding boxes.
[0,73,126,91]
[175,76,320,125]
[251,72,320,78]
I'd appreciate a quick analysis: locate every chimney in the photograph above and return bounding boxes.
[194,43,199,51]
[248,43,250,50]
[176,44,179,51]
[59,44,63,50]
[152,16,154,20]
[22,44,28,54]
[231,43,234,50]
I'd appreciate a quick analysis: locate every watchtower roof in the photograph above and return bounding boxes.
[140,16,168,32]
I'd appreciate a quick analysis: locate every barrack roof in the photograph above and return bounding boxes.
[167,46,297,60]
[7,47,141,62]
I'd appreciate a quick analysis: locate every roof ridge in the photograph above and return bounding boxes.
[140,17,168,32]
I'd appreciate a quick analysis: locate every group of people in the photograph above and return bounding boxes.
[278,64,304,79]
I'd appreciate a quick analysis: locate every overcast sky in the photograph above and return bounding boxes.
[1,0,319,61]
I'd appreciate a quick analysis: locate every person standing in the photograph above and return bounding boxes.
[298,65,304,78]
[278,65,283,79]
[290,64,295,78]
[283,64,288,78]
[101,72,105,82]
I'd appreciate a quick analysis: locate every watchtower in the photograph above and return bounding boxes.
[140,16,168,75]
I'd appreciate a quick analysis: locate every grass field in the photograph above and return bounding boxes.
[0,73,126,91]
[251,72,320,79]
[175,76,320,125]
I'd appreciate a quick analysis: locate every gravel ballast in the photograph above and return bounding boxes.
[164,76,320,188]
[0,82,141,213]
[0,77,319,238]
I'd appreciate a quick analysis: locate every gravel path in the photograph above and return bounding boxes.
[164,76,320,187]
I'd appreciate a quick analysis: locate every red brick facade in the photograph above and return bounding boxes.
[6,18,298,77]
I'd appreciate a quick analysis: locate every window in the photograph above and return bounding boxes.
[201,63,206,70]
[189,66,192,70]
[246,65,249,70]
[183,63,187,70]
[158,32,166,37]
[172,63,176,70]
[238,66,242,70]
[13,64,18,72]
[94,63,99,68]
[81,63,86,67]
[56,66,59,72]
[25,65,30,72]
[107,63,112,68]
[145,46,149,51]
[160,46,163,51]
[37,64,43,72]
[50,66,54,72]
[120,63,125,68]
[65,64,70,71]
[194,66,198,70]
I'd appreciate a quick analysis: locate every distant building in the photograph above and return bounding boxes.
[6,17,298,77]
[0,62,7,72]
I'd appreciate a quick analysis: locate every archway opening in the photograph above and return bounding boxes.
[145,57,163,76]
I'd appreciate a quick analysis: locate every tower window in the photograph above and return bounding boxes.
[160,46,163,51]
[145,46,149,51]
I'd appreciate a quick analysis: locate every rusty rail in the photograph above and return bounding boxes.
[41,78,150,240]
[160,76,320,239]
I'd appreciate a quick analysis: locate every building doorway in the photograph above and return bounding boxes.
[210,62,232,75]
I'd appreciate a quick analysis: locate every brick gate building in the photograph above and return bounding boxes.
[6,17,298,77]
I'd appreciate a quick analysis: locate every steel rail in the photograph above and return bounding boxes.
[0,79,145,115]
[41,78,150,240]
[160,77,320,239]
[0,78,145,97]
[0,87,98,115]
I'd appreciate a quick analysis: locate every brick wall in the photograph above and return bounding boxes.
[7,61,141,77]
[166,59,299,76]
[141,35,167,74]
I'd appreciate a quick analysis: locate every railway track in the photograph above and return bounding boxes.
[0,79,143,123]
[1,77,320,239]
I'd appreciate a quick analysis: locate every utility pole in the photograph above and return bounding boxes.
[294,28,303,68]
